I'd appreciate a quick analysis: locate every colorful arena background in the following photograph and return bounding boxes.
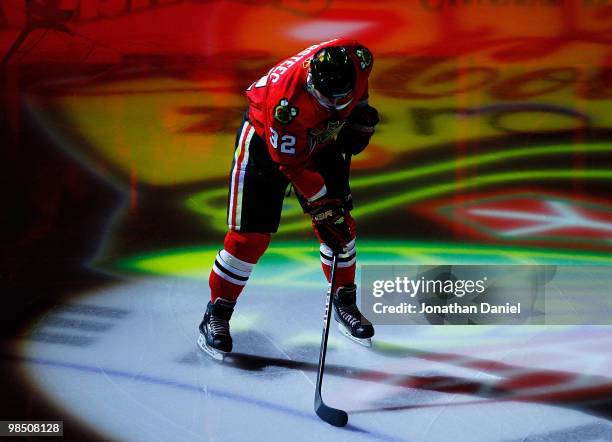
[3,2,612,441]
[2,0,612,277]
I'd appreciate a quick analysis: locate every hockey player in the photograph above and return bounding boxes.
[197,38,380,360]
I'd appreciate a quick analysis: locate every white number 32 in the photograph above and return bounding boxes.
[269,127,296,154]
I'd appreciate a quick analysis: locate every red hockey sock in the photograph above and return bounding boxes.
[209,230,270,303]
[319,239,357,292]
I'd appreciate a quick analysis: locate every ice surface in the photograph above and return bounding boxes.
[15,275,612,442]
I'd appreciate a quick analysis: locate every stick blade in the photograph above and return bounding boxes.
[315,397,348,427]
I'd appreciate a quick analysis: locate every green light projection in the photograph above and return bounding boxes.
[118,240,612,288]
[186,141,612,234]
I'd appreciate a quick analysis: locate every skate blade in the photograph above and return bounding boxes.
[197,333,227,361]
[337,322,372,347]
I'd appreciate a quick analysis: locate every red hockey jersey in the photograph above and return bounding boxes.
[246,38,373,201]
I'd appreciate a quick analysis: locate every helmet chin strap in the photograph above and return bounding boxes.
[306,73,354,111]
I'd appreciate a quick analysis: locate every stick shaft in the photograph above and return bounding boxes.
[315,152,350,397]
[315,254,338,396]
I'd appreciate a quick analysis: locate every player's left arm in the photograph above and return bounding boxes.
[340,99,379,156]
[338,44,379,155]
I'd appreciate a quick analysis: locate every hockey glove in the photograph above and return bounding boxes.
[338,105,379,156]
[307,197,355,254]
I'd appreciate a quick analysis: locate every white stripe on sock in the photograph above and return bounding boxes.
[212,264,247,286]
[217,250,253,277]
[320,240,356,259]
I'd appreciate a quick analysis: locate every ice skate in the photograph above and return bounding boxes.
[333,284,374,347]
[197,298,235,361]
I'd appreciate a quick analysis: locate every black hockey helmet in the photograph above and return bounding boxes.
[309,46,356,100]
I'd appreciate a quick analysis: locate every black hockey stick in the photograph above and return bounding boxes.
[314,152,352,427]
[314,253,348,427]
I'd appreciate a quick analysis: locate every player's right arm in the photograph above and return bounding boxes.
[265,108,327,202]
[265,109,353,252]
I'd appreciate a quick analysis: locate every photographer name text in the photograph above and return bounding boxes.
[372,302,521,315]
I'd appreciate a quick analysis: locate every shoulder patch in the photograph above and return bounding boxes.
[273,98,299,125]
[355,46,372,71]
[309,119,345,148]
